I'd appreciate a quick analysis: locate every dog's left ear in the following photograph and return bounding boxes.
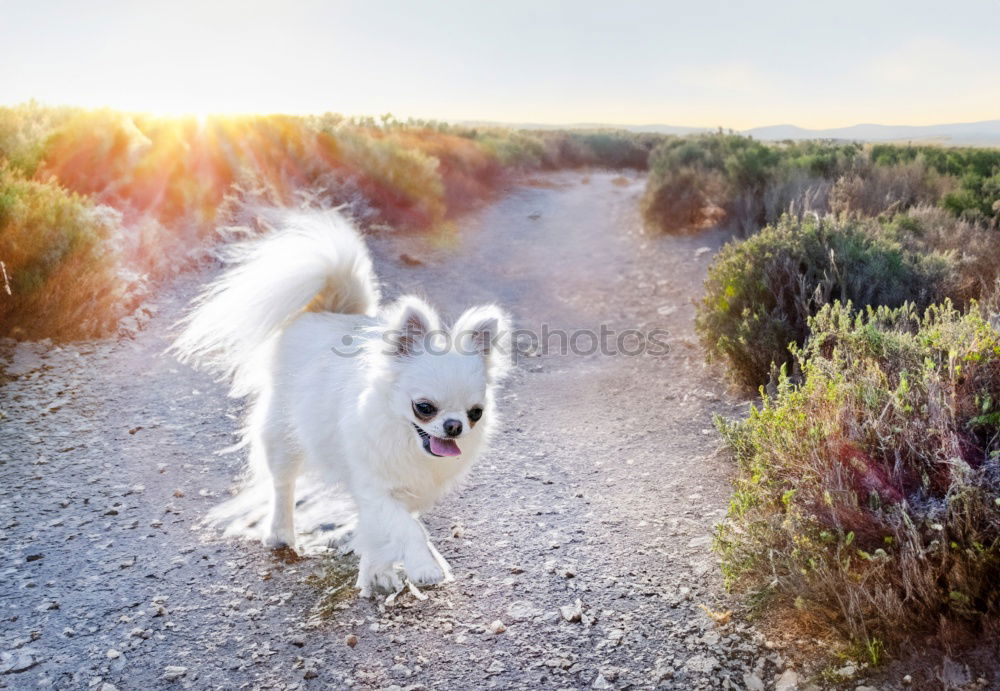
[452,304,511,381]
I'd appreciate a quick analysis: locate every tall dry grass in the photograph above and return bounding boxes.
[0,104,659,340]
[0,164,130,338]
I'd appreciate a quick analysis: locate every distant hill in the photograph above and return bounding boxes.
[458,120,709,137]
[743,120,1000,146]
[460,119,1000,147]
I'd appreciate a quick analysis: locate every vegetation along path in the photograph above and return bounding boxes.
[5,171,814,689]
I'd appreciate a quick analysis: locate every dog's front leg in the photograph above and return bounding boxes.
[418,519,454,582]
[353,492,448,596]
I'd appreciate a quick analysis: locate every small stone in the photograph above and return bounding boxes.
[106,649,120,659]
[163,666,187,681]
[486,659,506,674]
[743,672,765,691]
[345,634,358,648]
[559,599,583,623]
[488,620,506,634]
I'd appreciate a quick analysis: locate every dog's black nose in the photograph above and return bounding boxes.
[443,418,463,437]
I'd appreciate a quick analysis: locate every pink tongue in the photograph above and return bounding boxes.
[429,436,462,457]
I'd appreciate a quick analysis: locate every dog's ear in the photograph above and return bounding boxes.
[452,304,511,380]
[386,296,441,357]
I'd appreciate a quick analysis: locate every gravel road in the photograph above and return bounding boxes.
[2,171,793,690]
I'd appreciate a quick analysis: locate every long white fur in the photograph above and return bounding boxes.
[173,209,510,596]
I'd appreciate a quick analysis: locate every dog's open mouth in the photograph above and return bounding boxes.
[411,423,462,457]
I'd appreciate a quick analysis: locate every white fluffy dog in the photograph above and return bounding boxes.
[173,210,509,596]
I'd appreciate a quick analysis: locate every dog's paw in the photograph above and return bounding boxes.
[357,564,403,598]
[404,556,446,587]
[261,529,296,551]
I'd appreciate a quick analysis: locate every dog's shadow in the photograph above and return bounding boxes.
[200,477,449,606]
[202,475,358,556]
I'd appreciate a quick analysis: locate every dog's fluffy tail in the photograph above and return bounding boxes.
[172,210,380,397]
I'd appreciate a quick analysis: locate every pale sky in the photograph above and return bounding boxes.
[2,0,998,129]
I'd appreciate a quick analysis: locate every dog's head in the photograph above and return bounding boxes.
[382,296,510,458]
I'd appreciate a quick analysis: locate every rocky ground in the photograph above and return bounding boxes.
[0,172,951,689]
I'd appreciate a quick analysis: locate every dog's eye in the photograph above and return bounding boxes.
[467,406,483,422]
[413,401,437,417]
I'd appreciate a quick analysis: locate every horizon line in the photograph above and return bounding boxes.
[2,99,998,134]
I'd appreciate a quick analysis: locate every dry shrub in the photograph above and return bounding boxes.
[884,205,1000,304]
[761,170,832,225]
[0,165,133,338]
[641,167,726,233]
[829,160,954,218]
[716,301,1000,655]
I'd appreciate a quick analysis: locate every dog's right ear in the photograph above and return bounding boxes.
[452,304,511,381]
[385,296,441,357]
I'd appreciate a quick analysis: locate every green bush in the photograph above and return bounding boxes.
[942,171,1000,227]
[715,301,1000,652]
[695,215,957,389]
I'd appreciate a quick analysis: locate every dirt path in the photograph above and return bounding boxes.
[1,171,786,690]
